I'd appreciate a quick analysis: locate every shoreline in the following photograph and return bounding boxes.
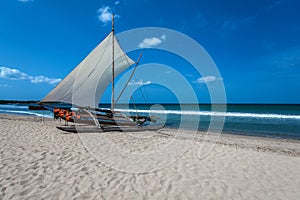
[1,111,300,141]
[1,113,299,156]
[1,113,299,157]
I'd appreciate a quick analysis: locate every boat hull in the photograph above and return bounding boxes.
[56,125,163,133]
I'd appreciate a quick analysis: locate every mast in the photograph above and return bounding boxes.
[111,14,115,111]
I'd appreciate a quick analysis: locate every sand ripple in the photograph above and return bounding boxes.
[0,114,300,199]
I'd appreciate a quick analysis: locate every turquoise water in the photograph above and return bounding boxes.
[0,104,53,118]
[112,104,300,139]
[1,103,300,140]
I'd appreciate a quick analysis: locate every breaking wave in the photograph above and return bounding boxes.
[115,109,300,120]
[0,109,53,118]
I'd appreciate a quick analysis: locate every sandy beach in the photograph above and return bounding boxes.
[0,114,300,199]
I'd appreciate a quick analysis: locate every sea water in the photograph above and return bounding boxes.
[1,103,299,140]
[114,104,300,140]
[0,104,53,118]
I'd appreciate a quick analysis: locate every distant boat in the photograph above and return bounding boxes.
[37,14,161,133]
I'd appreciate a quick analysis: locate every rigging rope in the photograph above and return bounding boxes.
[115,53,142,103]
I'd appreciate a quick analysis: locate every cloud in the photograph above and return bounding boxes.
[115,1,120,5]
[128,80,151,86]
[30,76,61,85]
[160,34,166,41]
[97,6,120,25]
[0,66,61,85]
[194,76,223,84]
[0,67,29,80]
[223,16,255,31]
[18,0,33,3]
[97,6,112,24]
[138,35,167,48]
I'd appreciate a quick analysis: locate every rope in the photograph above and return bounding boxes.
[115,53,142,103]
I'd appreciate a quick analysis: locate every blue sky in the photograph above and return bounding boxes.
[0,0,299,103]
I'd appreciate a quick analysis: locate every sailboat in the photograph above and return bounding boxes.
[36,15,161,133]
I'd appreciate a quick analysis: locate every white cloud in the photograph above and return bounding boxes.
[0,67,29,80]
[18,0,33,3]
[160,34,166,41]
[97,6,120,25]
[97,6,112,24]
[128,80,151,86]
[194,76,223,84]
[115,1,120,5]
[138,34,167,48]
[30,76,61,85]
[0,66,61,85]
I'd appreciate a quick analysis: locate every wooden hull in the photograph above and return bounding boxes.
[56,125,163,133]
[73,117,137,126]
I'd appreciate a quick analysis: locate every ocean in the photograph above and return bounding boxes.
[1,103,299,140]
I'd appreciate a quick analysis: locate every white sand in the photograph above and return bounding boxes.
[0,114,300,199]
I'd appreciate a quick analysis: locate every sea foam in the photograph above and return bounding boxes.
[115,109,300,120]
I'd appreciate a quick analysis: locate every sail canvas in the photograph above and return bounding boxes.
[41,32,135,108]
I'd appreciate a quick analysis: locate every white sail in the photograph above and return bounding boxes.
[41,32,135,108]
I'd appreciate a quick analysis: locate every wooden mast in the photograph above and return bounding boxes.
[111,14,115,112]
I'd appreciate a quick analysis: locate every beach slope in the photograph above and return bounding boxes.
[0,114,299,199]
